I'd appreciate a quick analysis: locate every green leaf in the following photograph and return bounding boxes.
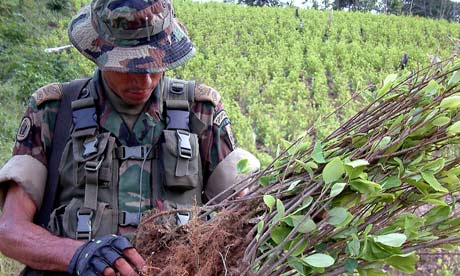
[448,71,460,87]
[328,207,349,226]
[236,158,250,174]
[423,158,445,174]
[344,258,358,273]
[384,73,398,85]
[288,257,306,275]
[289,238,309,257]
[385,252,418,273]
[361,239,401,261]
[263,195,276,212]
[421,80,440,96]
[374,233,406,247]
[270,226,290,245]
[287,179,302,191]
[447,121,460,135]
[311,142,326,163]
[259,176,276,187]
[393,157,405,177]
[421,171,448,193]
[307,161,318,169]
[295,160,316,176]
[303,253,335,268]
[441,96,460,109]
[375,136,391,150]
[257,220,264,237]
[425,205,451,225]
[350,179,381,194]
[346,159,370,168]
[292,196,314,216]
[432,116,450,126]
[292,216,316,233]
[276,199,285,218]
[330,182,347,197]
[364,224,373,238]
[346,235,360,257]
[322,157,345,184]
[376,74,397,98]
[381,176,401,190]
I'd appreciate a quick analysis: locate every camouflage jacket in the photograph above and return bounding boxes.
[6,70,235,214]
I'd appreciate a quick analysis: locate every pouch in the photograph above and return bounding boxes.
[50,198,115,239]
[160,129,201,191]
[58,132,115,188]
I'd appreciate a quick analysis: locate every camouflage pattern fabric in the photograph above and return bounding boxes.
[68,0,196,73]
[11,70,235,214]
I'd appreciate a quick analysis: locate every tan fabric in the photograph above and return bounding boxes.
[31,83,63,106]
[206,148,260,203]
[0,155,47,209]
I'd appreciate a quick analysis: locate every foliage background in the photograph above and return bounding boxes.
[0,0,459,273]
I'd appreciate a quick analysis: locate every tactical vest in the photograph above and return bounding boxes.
[43,76,204,241]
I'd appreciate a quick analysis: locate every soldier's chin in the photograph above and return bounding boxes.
[124,91,151,105]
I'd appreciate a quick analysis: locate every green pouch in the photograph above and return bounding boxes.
[161,129,202,191]
[58,132,115,188]
[60,198,114,239]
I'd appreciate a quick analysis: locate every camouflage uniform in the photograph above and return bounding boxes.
[2,68,235,218]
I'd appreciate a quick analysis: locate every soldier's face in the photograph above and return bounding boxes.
[102,71,163,105]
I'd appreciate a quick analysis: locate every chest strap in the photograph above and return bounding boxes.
[71,93,101,240]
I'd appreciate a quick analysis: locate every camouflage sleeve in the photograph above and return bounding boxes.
[0,86,60,209]
[192,83,236,185]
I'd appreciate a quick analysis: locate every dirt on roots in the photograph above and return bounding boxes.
[134,207,254,276]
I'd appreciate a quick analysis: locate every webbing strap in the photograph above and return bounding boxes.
[83,158,102,211]
[35,78,91,227]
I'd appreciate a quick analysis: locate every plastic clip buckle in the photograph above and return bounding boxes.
[83,137,98,157]
[176,212,191,226]
[176,130,192,159]
[119,211,141,227]
[119,145,150,160]
[76,209,93,240]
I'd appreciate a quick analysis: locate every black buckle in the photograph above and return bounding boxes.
[176,130,192,159]
[119,211,141,227]
[76,209,93,240]
[118,145,151,160]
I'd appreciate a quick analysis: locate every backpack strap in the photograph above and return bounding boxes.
[162,77,195,131]
[35,78,91,228]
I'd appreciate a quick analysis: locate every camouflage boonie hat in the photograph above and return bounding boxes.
[68,0,195,73]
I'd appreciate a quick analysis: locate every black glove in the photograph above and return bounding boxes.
[67,234,134,276]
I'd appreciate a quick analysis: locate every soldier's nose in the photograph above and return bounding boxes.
[132,73,154,89]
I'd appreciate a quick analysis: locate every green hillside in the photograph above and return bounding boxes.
[1,0,459,165]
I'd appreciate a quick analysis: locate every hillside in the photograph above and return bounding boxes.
[0,0,459,165]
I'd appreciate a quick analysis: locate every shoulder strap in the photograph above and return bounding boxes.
[35,78,91,227]
[162,77,195,131]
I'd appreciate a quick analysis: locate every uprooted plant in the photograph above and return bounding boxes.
[135,55,460,275]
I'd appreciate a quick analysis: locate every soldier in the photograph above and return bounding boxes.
[0,0,259,275]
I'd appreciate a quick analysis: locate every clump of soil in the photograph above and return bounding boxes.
[134,207,254,276]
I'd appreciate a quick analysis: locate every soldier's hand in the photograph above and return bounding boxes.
[67,234,146,276]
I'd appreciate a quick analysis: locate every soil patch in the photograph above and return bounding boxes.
[134,207,254,276]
